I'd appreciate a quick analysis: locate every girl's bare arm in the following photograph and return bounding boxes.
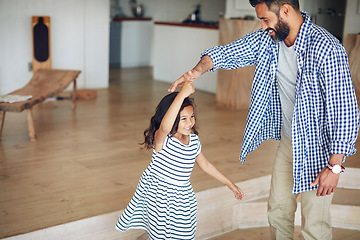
[195,151,244,200]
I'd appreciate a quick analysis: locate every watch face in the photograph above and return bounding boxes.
[332,165,341,174]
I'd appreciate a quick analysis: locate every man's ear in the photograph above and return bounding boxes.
[279,4,291,18]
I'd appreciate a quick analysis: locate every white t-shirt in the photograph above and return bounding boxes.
[276,41,298,139]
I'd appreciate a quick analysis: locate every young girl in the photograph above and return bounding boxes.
[115,82,243,239]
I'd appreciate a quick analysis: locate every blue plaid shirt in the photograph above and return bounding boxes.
[202,13,359,194]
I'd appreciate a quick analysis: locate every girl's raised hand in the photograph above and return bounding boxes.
[168,69,200,92]
[179,81,195,97]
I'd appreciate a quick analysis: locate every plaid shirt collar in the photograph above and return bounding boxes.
[294,12,311,55]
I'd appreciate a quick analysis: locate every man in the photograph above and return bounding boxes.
[168,0,359,239]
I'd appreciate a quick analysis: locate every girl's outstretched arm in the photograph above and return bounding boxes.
[195,152,244,200]
[154,82,195,152]
[168,55,213,92]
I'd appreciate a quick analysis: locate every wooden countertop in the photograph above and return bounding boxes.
[154,21,218,30]
[112,17,152,21]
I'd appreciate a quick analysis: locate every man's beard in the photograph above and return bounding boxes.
[266,17,290,43]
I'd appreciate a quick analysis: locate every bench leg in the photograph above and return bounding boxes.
[26,109,37,142]
[72,79,77,110]
[0,111,5,140]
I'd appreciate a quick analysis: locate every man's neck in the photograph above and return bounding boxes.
[284,13,305,47]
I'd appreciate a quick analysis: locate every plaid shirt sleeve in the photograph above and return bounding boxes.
[201,30,263,72]
[322,44,360,157]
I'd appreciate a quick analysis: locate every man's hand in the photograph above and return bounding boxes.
[310,153,344,196]
[310,167,340,196]
[168,55,214,92]
[168,70,200,92]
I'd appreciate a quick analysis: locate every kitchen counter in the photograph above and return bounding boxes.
[155,21,218,30]
[112,17,152,21]
[152,22,219,93]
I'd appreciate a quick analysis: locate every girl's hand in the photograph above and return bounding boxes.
[168,55,213,92]
[228,184,244,201]
[179,81,195,97]
[168,69,200,92]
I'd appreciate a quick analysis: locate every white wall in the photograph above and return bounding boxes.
[225,0,305,19]
[0,0,109,96]
[343,0,360,44]
[225,0,256,19]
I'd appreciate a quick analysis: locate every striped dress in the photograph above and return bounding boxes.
[115,134,201,239]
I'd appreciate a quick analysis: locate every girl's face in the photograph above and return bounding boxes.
[176,106,195,136]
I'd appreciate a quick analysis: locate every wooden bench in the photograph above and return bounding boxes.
[0,69,81,141]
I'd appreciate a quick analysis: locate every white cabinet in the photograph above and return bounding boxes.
[110,18,153,68]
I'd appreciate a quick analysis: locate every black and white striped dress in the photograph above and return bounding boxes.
[116,134,201,239]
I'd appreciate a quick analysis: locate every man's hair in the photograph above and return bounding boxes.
[249,0,300,13]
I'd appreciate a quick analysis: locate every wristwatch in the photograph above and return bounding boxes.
[326,163,345,174]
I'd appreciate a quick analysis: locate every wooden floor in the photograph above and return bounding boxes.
[0,67,359,239]
[209,226,360,240]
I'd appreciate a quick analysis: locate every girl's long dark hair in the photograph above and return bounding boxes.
[140,92,198,150]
